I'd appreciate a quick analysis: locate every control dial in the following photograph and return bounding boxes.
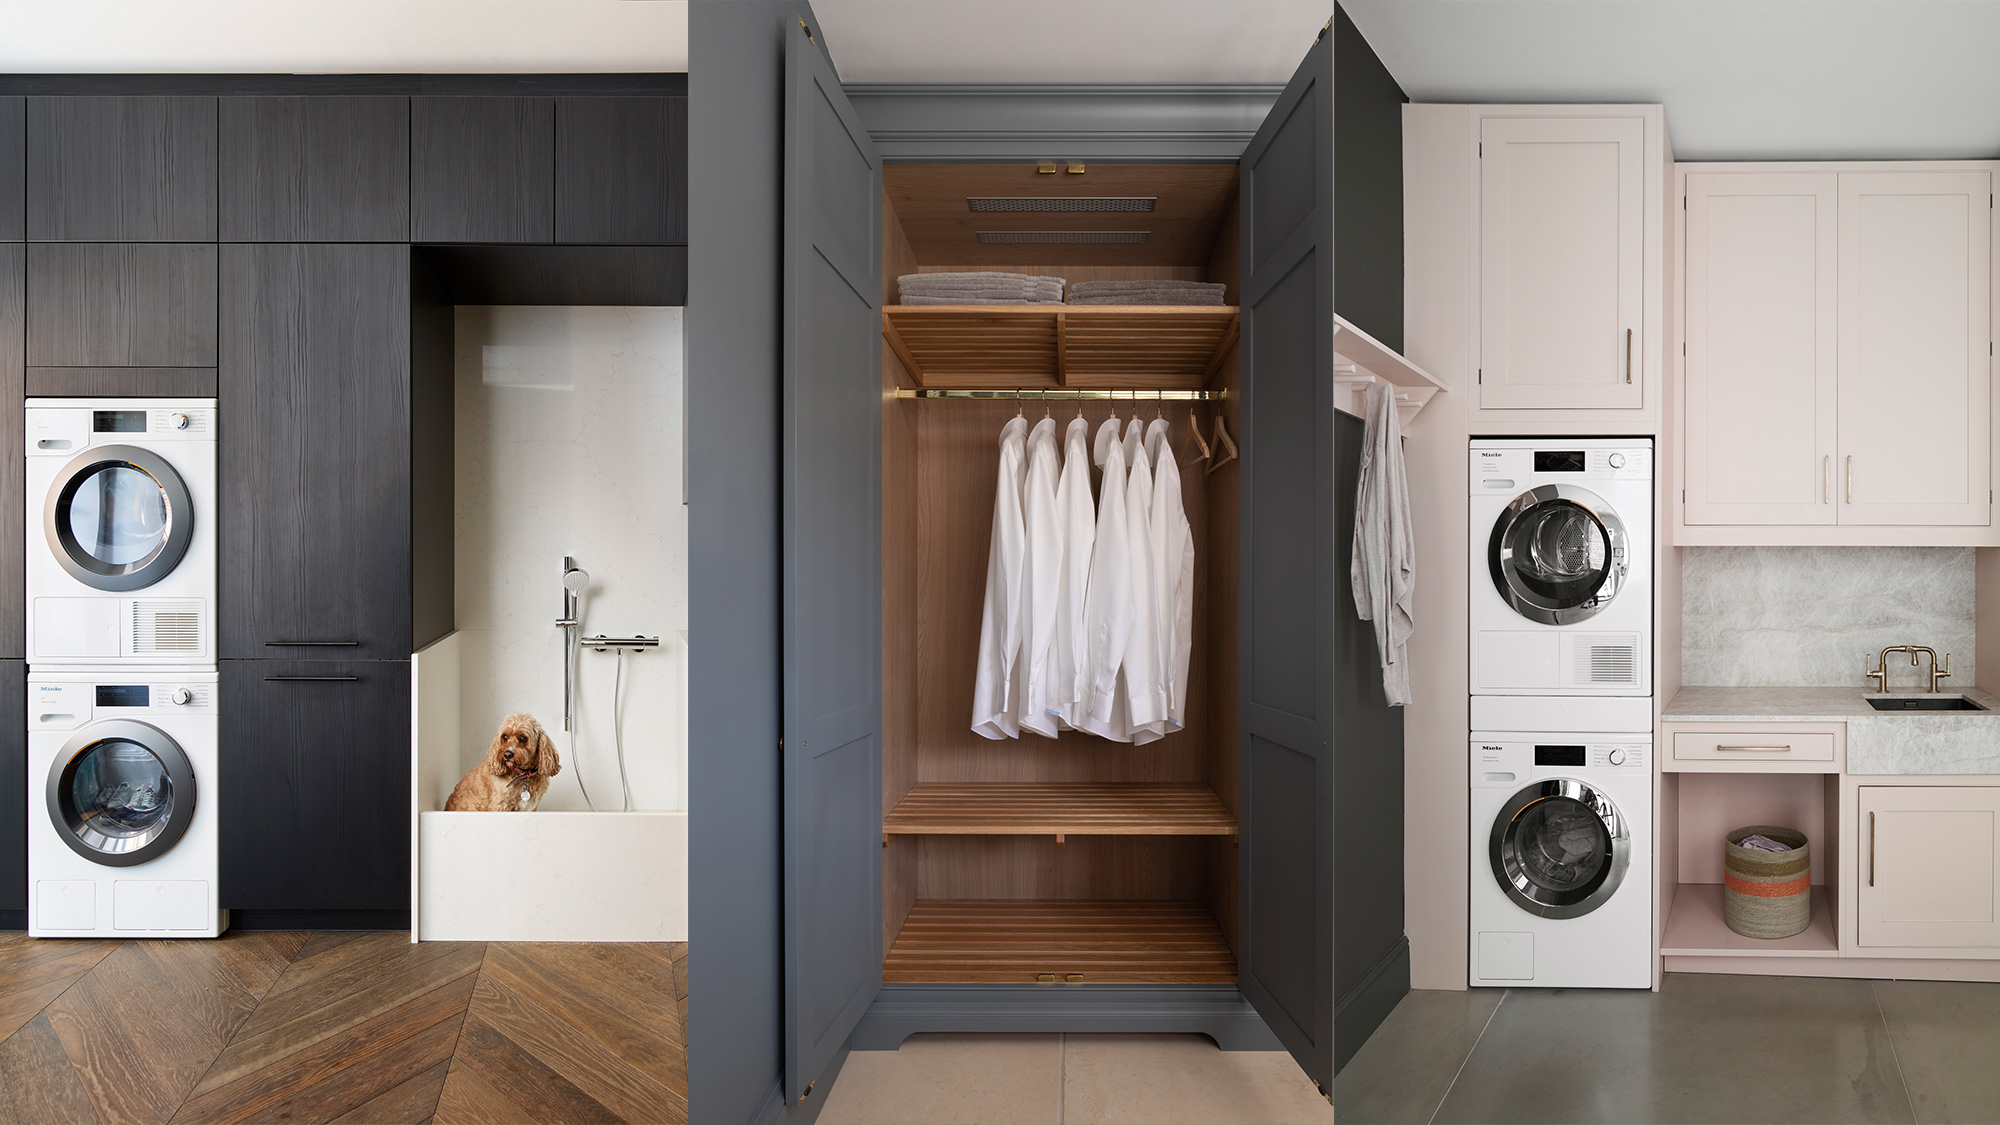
[1607,452,1626,469]
[171,687,193,706]
[170,412,191,431]
[1607,747,1627,766]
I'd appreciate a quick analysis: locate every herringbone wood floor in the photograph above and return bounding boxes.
[0,930,688,1124]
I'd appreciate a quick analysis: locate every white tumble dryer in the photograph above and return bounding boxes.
[26,400,216,667]
[28,669,224,938]
[1470,733,1652,988]
[1469,438,1652,704]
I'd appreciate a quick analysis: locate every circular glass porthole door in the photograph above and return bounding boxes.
[46,720,197,867]
[1488,779,1630,919]
[1488,484,1628,626]
[44,445,194,593]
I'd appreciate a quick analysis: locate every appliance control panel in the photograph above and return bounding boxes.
[25,400,218,455]
[1471,738,1651,783]
[30,680,215,730]
[1470,444,1654,490]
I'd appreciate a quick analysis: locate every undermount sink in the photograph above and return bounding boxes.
[1865,694,1987,712]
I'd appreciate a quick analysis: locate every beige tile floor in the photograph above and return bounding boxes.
[817,1033,1338,1125]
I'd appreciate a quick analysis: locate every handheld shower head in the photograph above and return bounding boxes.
[563,567,591,594]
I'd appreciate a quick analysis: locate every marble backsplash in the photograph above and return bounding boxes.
[1681,546,1975,688]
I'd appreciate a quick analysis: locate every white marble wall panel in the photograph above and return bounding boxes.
[1681,546,1974,688]
[454,306,687,812]
[420,811,688,942]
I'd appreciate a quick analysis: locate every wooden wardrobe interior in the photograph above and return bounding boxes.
[880,163,1245,984]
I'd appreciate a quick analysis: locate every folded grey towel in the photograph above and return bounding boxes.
[900,294,1067,305]
[899,272,1065,303]
[1067,279,1226,305]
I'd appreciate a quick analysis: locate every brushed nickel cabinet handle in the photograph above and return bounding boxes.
[1624,328,1633,384]
[1716,745,1790,753]
[1824,455,1831,504]
[1847,455,1854,503]
[1869,811,1877,887]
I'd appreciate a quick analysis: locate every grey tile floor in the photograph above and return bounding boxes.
[1337,974,2000,1124]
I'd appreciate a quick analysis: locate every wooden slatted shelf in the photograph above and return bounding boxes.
[883,783,1237,846]
[883,305,1240,390]
[884,900,1237,984]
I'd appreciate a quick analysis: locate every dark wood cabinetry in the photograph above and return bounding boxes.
[26,242,216,367]
[411,97,554,243]
[0,661,24,926]
[219,660,410,913]
[26,96,216,241]
[219,96,409,242]
[0,245,21,659]
[556,96,686,244]
[219,243,411,660]
[1,97,22,241]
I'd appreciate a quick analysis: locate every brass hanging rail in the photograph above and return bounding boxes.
[893,387,1227,401]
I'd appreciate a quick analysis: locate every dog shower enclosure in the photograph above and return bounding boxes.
[411,306,687,942]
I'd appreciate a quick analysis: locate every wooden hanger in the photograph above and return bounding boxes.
[1205,413,1238,475]
[1189,407,1212,461]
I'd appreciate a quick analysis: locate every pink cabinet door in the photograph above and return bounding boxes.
[1683,172,1839,525]
[1859,786,2000,949]
[1837,172,1993,526]
[1478,115,1645,410]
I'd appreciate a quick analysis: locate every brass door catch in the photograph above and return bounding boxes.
[1038,163,1058,174]
[1067,163,1087,174]
[1066,974,1084,983]
[1037,973,1056,983]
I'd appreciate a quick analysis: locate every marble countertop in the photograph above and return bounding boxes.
[1664,685,2000,774]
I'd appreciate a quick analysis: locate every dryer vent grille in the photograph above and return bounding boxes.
[1578,642,1639,685]
[133,601,202,655]
[966,196,1156,213]
[975,230,1150,244]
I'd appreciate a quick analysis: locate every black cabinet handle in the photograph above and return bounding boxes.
[266,641,360,647]
[264,675,361,682]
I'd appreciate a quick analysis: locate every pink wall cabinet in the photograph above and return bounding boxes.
[1478,114,1647,411]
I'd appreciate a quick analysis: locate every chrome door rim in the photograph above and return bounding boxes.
[46,719,197,867]
[1488,778,1631,919]
[44,444,195,593]
[1487,483,1629,626]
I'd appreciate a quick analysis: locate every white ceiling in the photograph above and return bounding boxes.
[0,1,687,73]
[813,0,2000,162]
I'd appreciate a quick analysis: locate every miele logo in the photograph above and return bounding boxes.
[1481,745,1504,753]
[1479,452,1503,458]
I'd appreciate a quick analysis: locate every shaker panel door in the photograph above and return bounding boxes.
[1859,786,2000,949]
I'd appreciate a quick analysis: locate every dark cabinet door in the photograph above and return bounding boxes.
[219,96,410,242]
[1,97,22,241]
[0,661,23,925]
[220,243,411,659]
[219,660,409,911]
[556,96,686,244]
[26,242,217,367]
[0,246,21,658]
[411,97,553,243]
[27,96,217,241]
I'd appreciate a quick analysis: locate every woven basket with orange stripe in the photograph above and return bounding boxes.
[1724,825,1811,939]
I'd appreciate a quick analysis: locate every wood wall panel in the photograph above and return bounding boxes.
[882,194,922,950]
[915,835,1210,901]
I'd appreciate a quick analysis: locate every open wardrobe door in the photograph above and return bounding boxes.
[780,13,884,1106]
[1235,24,1341,1098]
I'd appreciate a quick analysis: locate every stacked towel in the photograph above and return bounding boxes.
[1066,279,1227,306]
[899,272,1066,305]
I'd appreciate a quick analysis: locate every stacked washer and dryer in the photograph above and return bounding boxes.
[25,400,223,938]
[1469,438,1653,988]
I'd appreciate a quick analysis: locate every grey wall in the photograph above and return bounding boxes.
[1681,546,1976,688]
[688,3,800,1123]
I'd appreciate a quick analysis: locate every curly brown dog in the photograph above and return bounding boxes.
[446,713,561,811]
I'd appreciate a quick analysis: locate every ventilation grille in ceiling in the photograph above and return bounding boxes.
[966,196,1157,213]
[975,230,1151,244]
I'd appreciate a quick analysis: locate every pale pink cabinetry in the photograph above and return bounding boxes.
[1478,115,1648,411]
[1676,163,1997,544]
[1838,173,1993,527]
[1858,785,2000,949]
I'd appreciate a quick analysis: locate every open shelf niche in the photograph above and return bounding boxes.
[879,162,1245,986]
[1660,770,1842,964]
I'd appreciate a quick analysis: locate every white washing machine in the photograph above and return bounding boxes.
[27,669,224,938]
[1470,733,1651,988]
[26,400,216,667]
[1469,439,1652,704]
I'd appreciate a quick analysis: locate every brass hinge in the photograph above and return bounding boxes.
[799,1080,815,1102]
[797,17,815,45]
[1317,16,1331,42]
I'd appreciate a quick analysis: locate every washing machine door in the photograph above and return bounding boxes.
[46,719,197,867]
[44,445,195,592]
[1489,779,1631,919]
[1487,484,1628,626]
